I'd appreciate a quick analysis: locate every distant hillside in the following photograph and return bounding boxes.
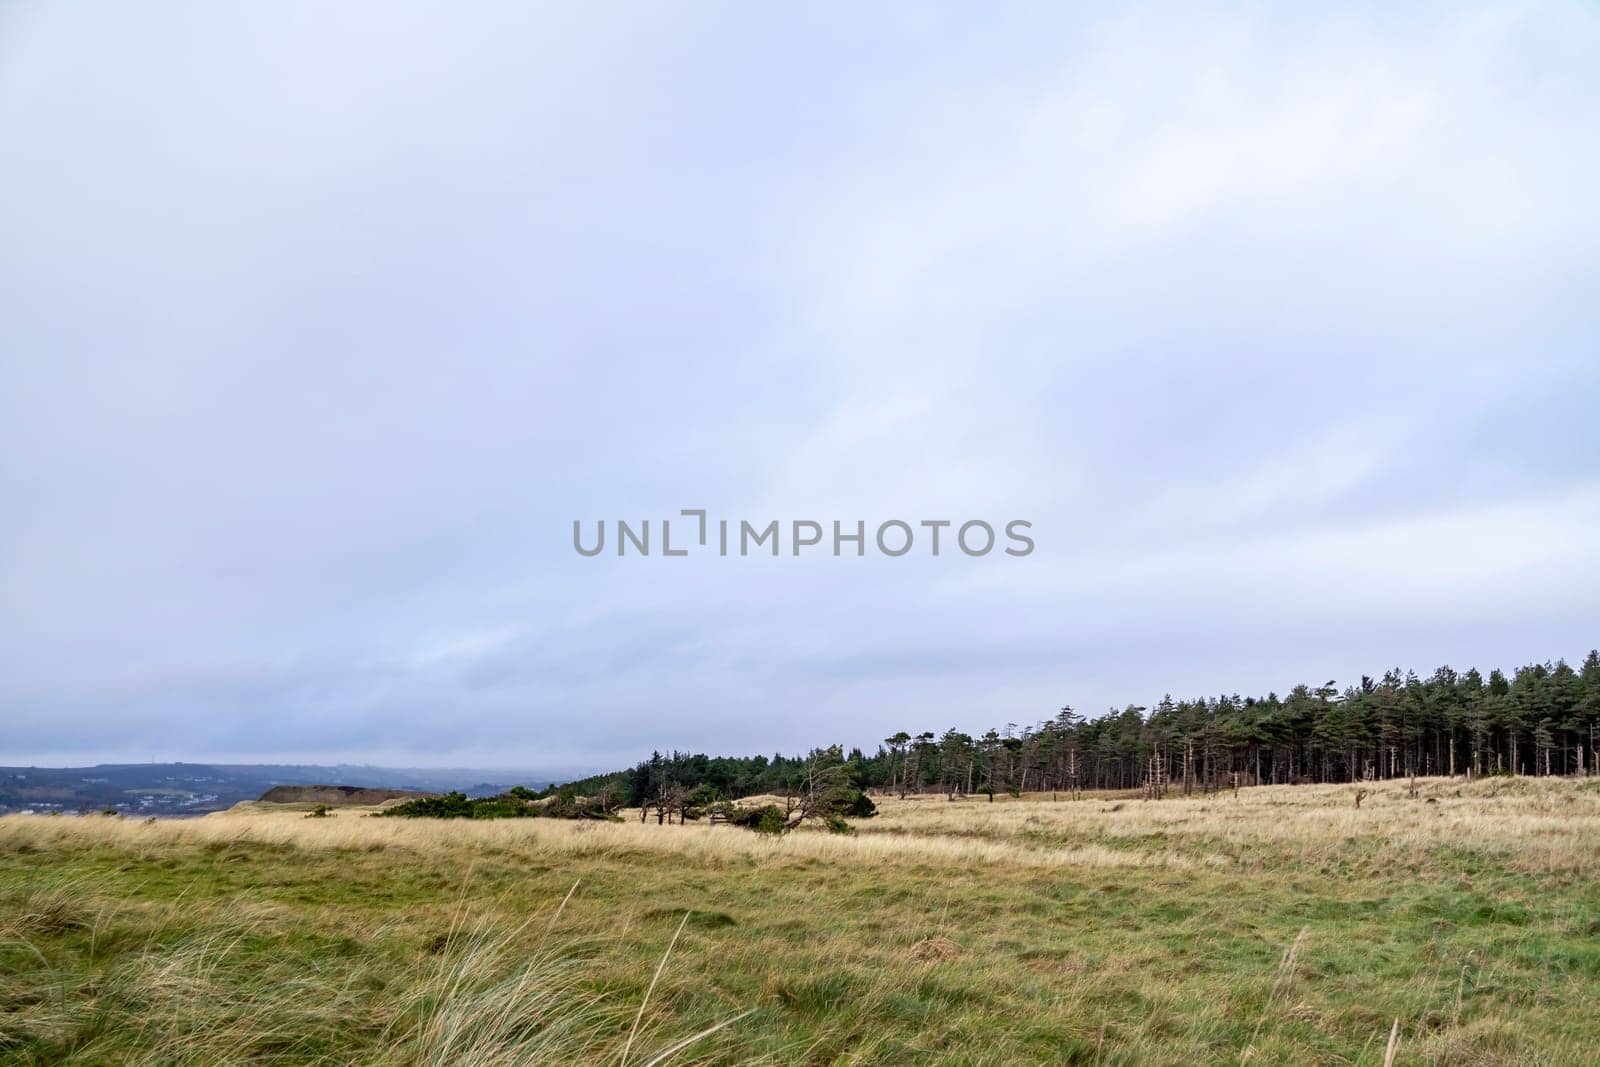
[0,763,576,816]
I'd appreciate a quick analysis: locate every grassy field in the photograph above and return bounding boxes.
[2,776,1598,1065]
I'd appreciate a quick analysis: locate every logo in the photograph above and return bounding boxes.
[573,510,1034,558]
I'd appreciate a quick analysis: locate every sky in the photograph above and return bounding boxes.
[2,2,1598,772]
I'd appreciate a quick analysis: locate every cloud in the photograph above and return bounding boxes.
[0,3,1596,767]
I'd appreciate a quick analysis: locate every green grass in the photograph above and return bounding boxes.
[2,779,1597,1064]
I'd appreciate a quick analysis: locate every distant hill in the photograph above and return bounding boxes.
[0,762,583,817]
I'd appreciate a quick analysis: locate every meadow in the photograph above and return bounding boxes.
[2,775,1598,1065]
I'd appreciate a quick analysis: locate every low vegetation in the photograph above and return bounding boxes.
[380,786,616,821]
[3,775,1597,1063]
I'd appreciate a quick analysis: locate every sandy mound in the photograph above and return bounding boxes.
[254,785,432,807]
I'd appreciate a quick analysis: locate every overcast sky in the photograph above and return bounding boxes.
[2,3,1597,771]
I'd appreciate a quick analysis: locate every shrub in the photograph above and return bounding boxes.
[840,790,877,819]
[726,804,788,835]
[381,789,615,821]
[542,793,616,821]
[382,792,484,819]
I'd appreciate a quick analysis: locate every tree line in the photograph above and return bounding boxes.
[548,650,1600,804]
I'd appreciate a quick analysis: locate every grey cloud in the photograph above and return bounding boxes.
[2,3,1598,768]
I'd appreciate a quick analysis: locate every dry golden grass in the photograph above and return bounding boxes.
[857,775,1600,873]
[3,775,1598,1064]
[0,801,1196,872]
[16,775,1590,875]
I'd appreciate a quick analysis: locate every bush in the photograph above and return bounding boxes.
[383,792,499,819]
[840,790,877,819]
[726,804,787,835]
[542,793,616,821]
[381,789,616,821]
[724,791,872,834]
